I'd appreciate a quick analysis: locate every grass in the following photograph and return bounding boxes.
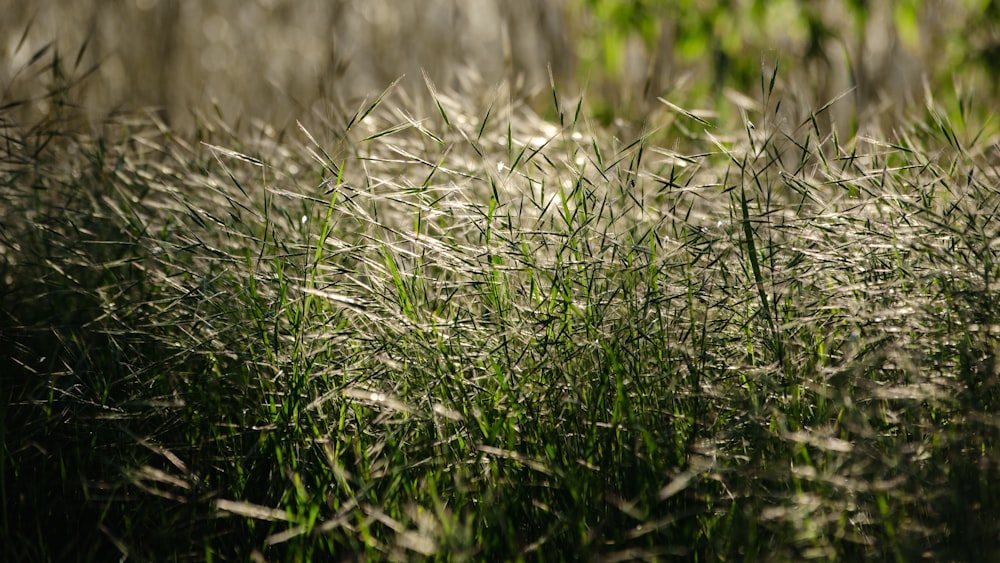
[4,50,1000,561]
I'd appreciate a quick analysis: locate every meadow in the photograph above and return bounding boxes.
[4,1,1000,561]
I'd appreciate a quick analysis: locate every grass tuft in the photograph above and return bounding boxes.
[4,52,1000,562]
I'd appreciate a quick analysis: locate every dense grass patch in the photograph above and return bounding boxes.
[4,65,1000,561]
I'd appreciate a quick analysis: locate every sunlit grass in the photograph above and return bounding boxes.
[4,54,1000,562]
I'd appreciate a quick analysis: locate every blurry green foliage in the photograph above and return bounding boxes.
[573,0,1000,120]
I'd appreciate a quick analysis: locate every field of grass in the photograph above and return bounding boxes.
[4,3,1000,562]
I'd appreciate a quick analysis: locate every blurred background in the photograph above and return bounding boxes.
[2,0,999,133]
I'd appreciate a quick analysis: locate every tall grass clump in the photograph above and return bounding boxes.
[4,45,1000,561]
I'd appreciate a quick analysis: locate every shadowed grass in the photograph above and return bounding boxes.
[4,59,1000,562]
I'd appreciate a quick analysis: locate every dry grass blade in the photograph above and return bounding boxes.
[657,97,715,127]
[216,500,293,522]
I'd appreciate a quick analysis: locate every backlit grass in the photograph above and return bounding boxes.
[4,56,1000,561]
